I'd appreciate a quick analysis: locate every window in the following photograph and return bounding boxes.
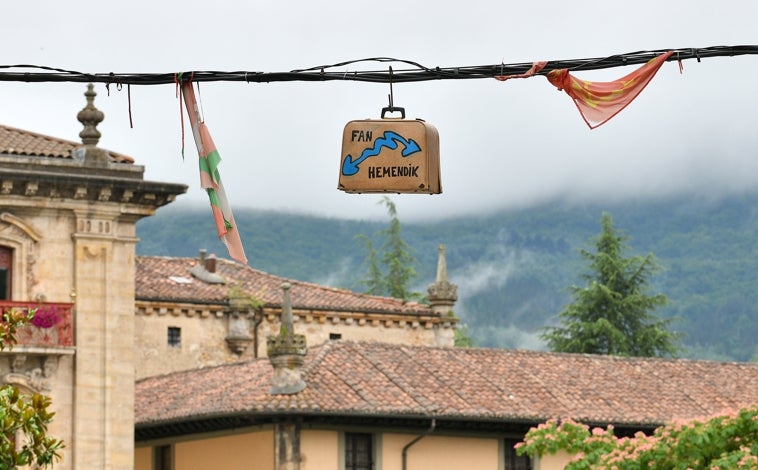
[155,444,173,470]
[329,333,342,341]
[345,432,373,470]
[0,246,12,300]
[504,438,531,470]
[167,327,181,347]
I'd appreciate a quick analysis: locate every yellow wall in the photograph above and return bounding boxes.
[175,431,274,469]
[142,430,275,470]
[301,429,339,469]
[382,433,499,470]
[136,429,565,470]
[134,446,152,470]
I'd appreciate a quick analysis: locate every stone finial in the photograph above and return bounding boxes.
[77,84,104,146]
[427,244,458,313]
[267,283,307,394]
[75,83,110,166]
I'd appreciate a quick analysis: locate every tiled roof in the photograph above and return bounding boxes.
[136,341,758,430]
[0,124,134,163]
[136,256,435,315]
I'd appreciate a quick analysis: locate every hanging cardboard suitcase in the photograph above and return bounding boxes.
[338,109,441,194]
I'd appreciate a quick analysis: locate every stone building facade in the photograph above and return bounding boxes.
[0,85,186,470]
[134,246,459,379]
[1,84,460,469]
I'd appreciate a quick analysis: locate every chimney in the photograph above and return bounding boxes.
[188,249,225,284]
[267,283,307,394]
[205,254,217,273]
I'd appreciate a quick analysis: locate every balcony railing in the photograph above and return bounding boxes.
[0,301,74,348]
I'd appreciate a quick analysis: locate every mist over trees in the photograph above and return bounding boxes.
[137,193,758,362]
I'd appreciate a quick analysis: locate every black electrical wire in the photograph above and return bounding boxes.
[0,45,755,86]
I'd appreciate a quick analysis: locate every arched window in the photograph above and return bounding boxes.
[0,246,12,300]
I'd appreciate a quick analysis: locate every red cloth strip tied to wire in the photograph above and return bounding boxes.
[547,51,673,129]
[181,81,248,264]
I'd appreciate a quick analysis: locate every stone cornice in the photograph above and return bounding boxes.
[0,164,186,209]
[135,300,458,329]
[135,301,228,319]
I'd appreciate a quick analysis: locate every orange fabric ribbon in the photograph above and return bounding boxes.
[547,51,673,129]
[494,61,548,81]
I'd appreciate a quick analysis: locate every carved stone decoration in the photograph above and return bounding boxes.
[10,354,27,372]
[24,182,38,196]
[225,335,253,355]
[2,354,59,393]
[27,253,38,288]
[0,212,41,298]
[42,356,58,378]
[97,187,112,202]
[225,289,253,355]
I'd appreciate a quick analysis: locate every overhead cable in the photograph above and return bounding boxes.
[0,45,755,86]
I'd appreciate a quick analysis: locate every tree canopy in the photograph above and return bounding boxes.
[542,213,680,357]
[358,197,418,300]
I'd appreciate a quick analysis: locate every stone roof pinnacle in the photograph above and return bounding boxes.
[427,244,458,312]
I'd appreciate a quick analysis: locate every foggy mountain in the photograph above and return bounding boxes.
[138,193,758,362]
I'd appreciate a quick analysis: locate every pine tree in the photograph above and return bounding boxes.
[379,197,417,300]
[542,213,681,357]
[356,234,384,295]
[357,197,418,301]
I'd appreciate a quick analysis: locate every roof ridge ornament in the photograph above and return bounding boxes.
[75,83,109,166]
[267,282,307,394]
[77,83,104,146]
[427,244,458,312]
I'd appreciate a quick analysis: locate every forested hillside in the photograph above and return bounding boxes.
[137,194,758,362]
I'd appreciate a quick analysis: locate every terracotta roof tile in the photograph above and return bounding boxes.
[0,124,134,163]
[136,256,434,315]
[136,342,758,429]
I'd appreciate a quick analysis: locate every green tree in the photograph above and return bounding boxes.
[454,323,475,348]
[358,197,418,301]
[542,213,680,357]
[356,234,384,295]
[0,309,64,469]
[379,197,417,300]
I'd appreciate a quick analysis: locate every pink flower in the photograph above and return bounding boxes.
[30,306,61,329]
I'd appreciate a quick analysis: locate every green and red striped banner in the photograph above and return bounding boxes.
[181,82,247,264]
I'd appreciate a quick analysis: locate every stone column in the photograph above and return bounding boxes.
[427,245,459,346]
[267,283,307,394]
[274,421,302,470]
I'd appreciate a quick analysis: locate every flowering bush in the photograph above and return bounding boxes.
[29,306,61,329]
[517,406,758,469]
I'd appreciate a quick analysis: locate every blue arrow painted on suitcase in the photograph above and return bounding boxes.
[342,131,421,176]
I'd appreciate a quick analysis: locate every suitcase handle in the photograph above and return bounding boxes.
[381,106,406,119]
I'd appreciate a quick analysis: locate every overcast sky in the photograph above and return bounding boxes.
[2,0,756,221]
